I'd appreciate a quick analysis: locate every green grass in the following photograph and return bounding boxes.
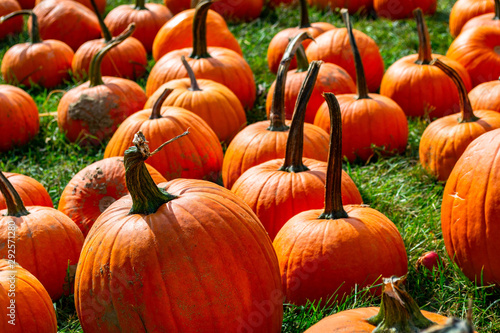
[1,0,500,332]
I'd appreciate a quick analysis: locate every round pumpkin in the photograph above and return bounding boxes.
[0,260,57,332]
[374,0,436,20]
[0,85,39,153]
[164,0,190,14]
[210,0,263,21]
[442,128,500,286]
[17,0,37,9]
[469,78,500,112]
[0,0,23,40]
[75,131,283,332]
[58,157,166,237]
[449,0,495,37]
[0,171,84,300]
[35,0,107,13]
[462,0,500,32]
[306,0,372,14]
[0,172,52,210]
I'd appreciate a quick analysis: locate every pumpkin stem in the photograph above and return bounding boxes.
[318,93,348,220]
[181,56,201,91]
[90,0,112,42]
[299,0,311,28]
[0,10,42,43]
[367,276,436,332]
[150,88,174,119]
[431,59,478,123]
[341,9,370,100]
[414,8,433,65]
[295,44,310,73]
[190,0,212,59]
[268,31,314,132]
[89,23,136,87]
[495,0,500,20]
[280,61,322,173]
[125,130,189,215]
[191,0,200,7]
[0,171,30,217]
[134,0,148,10]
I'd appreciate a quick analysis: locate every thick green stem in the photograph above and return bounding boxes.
[189,0,212,59]
[134,0,147,10]
[268,31,314,132]
[299,0,311,28]
[341,9,370,100]
[318,93,348,220]
[0,171,30,217]
[89,23,136,87]
[181,56,201,91]
[414,8,433,65]
[90,0,112,42]
[150,88,173,120]
[279,61,322,173]
[431,59,478,123]
[295,44,310,73]
[368,276,436,332]
[0,10,42,43]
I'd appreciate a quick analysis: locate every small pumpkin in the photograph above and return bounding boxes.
[374,0,436,20]
[0,0,23,40]
[104,0,172,53]
[58,157,166,236]
[1,10,74,88]
[0,85,39,153]
[306,0,372,14]
[0,172,52,210]
[469,78,500,112]
[449,0,495,37]
[274,93,408,305]
[462,0,500,32]
[57,24,148,145]
[0,170,84,300]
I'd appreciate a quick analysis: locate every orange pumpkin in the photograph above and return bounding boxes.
[0,172,52,210]
[462,0,500,32]
[442,128,500,286]
[0,260,57,332]
[31,0,101,51]
[1,10,74,88]
[0,85,39,153]
[71,0,147,80]
[105,89,223,181]
[233,62,361,240]
[17,0,37,9]
[58,25,147,145]
[419,59,500,181]
[152,6,242,61]
[0,0,23,40]
[314,10,408,162]
[222,33,329,189]
[0,171,84,300]
[164,0,191,14]
[374,0,436,19]
[35,0,107,13]
[267,0,335,74]
[469,79,500,112]
[449,0,494,37]
[211,0,263,21]
[147,0,255,109]
[75,132,283,332]
[104,0,172,53]
[306,0,372,14]
[380,8,473,118]
[274,92,408,305]
[58,157,166,236]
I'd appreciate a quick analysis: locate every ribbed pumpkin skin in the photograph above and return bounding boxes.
[104,4,172,53]
[267,23,335,74]
[0,0,23,39]
[0,260,57,333]
[447,26,500,87]
[211,0,263,21]
[75,179,283,333]
[273,206,408,305]
[145,80,247,143]
[104,107,223,182]
[306,0,372,14]
[1,39,74,88]
[441,129,500,286]
[31,0,101,51]
[419,110,500,181]
[58,157,166,237]
[314,94,408,162]
[0,207,84,300]
[374,0,436,19]
[462,12,500,32]
[35,0,107,13]
[304,307,448,332]
[146,47,256,109]
[152,9,242,61]
[306,28,384,92]
[449,0,494,37]
[265,63,356,123]
[72,38,147,80]
[469,80,500,112]
[222,121,330,189]
[380,54,473,118]
[0,85,39,153]
[164,0,190,14]
[57,77,147,144]
[0,173,53,210]
[232,158,362,240]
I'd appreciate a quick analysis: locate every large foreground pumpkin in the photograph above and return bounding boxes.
[75,131,283,332]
